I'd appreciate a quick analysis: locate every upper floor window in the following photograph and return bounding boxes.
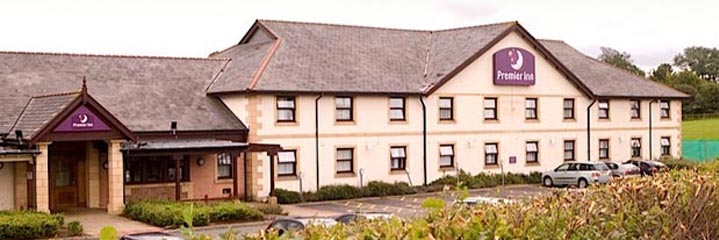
[439,144,454,167]
[598,100,610,119]
[526,141,538,163]
[335,97,353,121]
[389,97,406,121]
[276,96,296,122]
[336,148,354,174]
[563,98,575,119]
[599,139,610,159]
[277,150,297,176]
[564,140,575,161]
[484,97,498,120]
[661,137,671,156]
[660,100,670,119]
[217,153,234,179]
[631,138,642,158]
[439,97,453,120]
[630,100,641,119]
[485,143,499,165]
[525,98,538,120]
[390,146,407,170]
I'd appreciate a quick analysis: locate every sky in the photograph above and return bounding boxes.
[1,0,717,71]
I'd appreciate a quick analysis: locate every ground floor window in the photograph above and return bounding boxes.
[278,150,297,176]
[631,138,642,158]
[217,153,234,179]
[125,156,189,184]
[599,139,610,159]
[439,144,454,167]
[390,146,407,170]
[661,137,671,156]
[336,148,354,173]
[485,143,498,165]
[564,140,575,161]
[526,141,538,163]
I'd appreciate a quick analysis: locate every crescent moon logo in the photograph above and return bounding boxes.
[78,114,89,124]
[510,49,524,70]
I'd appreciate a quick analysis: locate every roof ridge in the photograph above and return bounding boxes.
[31,91,81,99]
[0,50,231,62]
[431,21,517,33]
[258,19,517,33]
[537,38,565,43]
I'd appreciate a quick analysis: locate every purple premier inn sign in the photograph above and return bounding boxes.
[54,105,111,132]
[493,47,536,85]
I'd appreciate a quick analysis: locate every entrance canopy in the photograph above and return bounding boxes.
[0,147,38,162]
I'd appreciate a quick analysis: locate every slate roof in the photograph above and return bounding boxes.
[6,92,79,139]
[0,52,246,135]
[209,20,688,99]
[122,139,248,151]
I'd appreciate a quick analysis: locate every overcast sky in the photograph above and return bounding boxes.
[1,0,716,71]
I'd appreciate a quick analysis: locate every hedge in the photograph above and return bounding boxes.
[431,171,542,189]
[124,200,262,228]
[0,211,63,239]
[274,188,302,204]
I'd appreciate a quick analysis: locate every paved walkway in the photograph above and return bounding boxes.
[63,209,161,237]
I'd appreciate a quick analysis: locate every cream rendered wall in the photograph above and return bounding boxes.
[0,162,15,210]
[221,30,683,196]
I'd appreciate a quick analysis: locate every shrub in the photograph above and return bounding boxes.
[311,184,366,201]
[67,221,83,236]
[661,158,698,170]
[254,204,284,215]
[364,181,417,197]
[124,201,210,227]
[0,211,63,239]
[274,188,302,204]
[207,202,263,223]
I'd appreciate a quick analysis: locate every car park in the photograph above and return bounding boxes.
[266,217,338,236]
[603,161,641,178]
[542,162,612,188]
[623,160,668,176]
[335,212,394,224]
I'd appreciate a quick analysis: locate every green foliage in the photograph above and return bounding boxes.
[674,46,719,82]
[598,46,646,77]
[430,171,541,189]
[364,181,416,197]
[0,211,63,239]
[123,200,262,228]
[67,220,83,237]
[660,158,698,170]
[274,188,302,204]
[254,204,284,215]
[253,165,719,239]
[310,184,366,201]
[99,226,117,240]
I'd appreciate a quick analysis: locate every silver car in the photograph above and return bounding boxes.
[603,162,641,178]
[542,162,612,188]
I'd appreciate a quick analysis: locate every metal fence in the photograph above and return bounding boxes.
[683,113,719,121]
[683,140,719,162]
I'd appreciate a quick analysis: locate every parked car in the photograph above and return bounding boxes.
[542,162,611,188]
[603,161,641,178]
[335,212,393,224]
[459,196,516,205]
[623,160,668,176]
[120,232,184,240]
[266,217,337,236]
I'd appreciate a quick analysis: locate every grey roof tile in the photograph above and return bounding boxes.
[7,92,79,139]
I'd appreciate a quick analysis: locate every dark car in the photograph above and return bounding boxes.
[335,212,393,224]
[266,217,337,236]
[623,160,668,176]
[120,232,184,240]
[603,161,641,178]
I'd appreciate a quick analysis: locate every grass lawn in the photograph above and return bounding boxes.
[683,118,719,140]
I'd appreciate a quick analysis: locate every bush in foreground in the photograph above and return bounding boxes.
[123,200,262,228]
[0,211,63,239]
[67,220,83,236]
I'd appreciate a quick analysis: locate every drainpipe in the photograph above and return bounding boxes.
[586,99,597,162]
[419,96,428,186]
[649,99,658,160]
[315,94,323,191]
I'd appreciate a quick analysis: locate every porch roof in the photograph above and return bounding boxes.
[122,139,249,151]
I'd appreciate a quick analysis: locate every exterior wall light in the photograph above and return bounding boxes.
[197,158,205,166]
[102,160,108,170]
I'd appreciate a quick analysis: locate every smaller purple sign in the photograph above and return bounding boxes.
[509,156,517,164]
[493,47,536,86]
[54,105,111,132]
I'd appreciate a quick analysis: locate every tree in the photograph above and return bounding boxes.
[650,63,674,83]
[674,46,719,82]
[598,47,646,77]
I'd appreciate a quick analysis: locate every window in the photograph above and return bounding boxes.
[390,146,407,170]
[439,97,453,120]
[217,153,234,179]
[276,96,296,122]
[485,143,499,165]
[278,150,297,176]
[125,156,190,184]
[564,140,575,161]
[336,148,354,174]
[389,97,406,121]
[555,163,570,171]
[563,98,575,119]
[526,141,538,163]
[660,100,670,118]
[336,96,353,121]
[599,139,610,159]
[484,97,497,120]
[525,98,538,120]
[439,144,454,167]
[631,138,642,158]
[661,137,671,156]
[630,100,641,119]
[598,100,609,119]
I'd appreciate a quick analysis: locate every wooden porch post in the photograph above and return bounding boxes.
[268,151,277,197]
[174,155,181,201]
[232,152,239,200]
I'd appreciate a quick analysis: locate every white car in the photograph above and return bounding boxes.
[542,162,612,188]
[460,196,515,205]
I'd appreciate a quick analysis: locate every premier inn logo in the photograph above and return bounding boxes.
[493,47,536,86]
[72,113,94,128]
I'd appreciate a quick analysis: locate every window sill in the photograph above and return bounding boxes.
[215,178,234,184]
[563,118,577,123]
[483,119,500,124]
[630,118,643,122]
[335,172,356,178]
[388,120,408,125]
[524,119,540,123]
[438,119,455,124]
[438,166,456,171]
[334,120,356,126]
[525,162,540,167]
[275,121,298,126]
[390,169,407,175]
[277,175,299,181]
[483,164,499,169]
[660,118,672,121]
[598,118,611,122]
